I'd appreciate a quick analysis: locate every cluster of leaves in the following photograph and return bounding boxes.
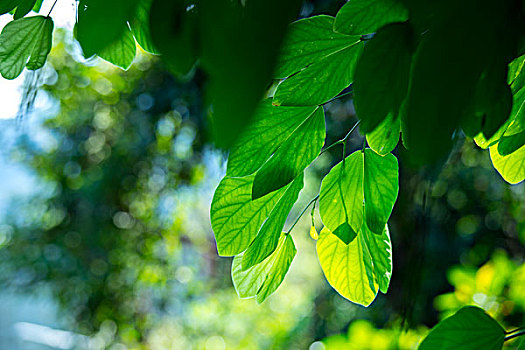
[210,0,525,309]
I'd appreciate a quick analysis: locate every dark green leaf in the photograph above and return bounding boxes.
[354,22,413,133]
[0,16,53,79]
[227,100,317,177]
[366,113,400,156]
[242,175,303,270]
[97,27,136,70]
[418,306,505,350]
[0,0,21,15]
[130,0,158,54]
[232,233,296,303]
[13,0,37,19]
[273,41,363,106]
[363,149,398,234]
[275,15,360,79]
[334,0,408,35]
[76,0,139,57]
[252,107,325,199]
[149,0,197,75]
[210,175,288,256]
[199,0,303,148]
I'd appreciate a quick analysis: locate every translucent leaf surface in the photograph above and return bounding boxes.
[232,233,296,303]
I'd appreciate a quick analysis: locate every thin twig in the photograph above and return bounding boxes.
[504,329,525,342]
[47,0,59,17]
[285,195,319,235]
[320,120,360,156]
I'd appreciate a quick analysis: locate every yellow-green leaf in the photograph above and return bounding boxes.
[317,227,377,306]
[232,233,296,303]
[489,143,525,184]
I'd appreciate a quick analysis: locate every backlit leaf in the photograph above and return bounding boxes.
[252,107,325,199]
[363,149,398,234]
[232,233,296,303]
[362,223,392,293]
[319,151,364,244]
[273,41,363,106]
[227,100,317,177]
[489,143,525,184]
[210,175,288,256]
[242,175,303,270]
[275,15,360,79]
[317,227,377,306]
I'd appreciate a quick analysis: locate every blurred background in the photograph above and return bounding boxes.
[0,1,524,349]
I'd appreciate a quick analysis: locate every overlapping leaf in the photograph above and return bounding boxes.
[97,26,136,70]
[366,113,400,156]
[252,107,325,199]
[0,16,53,79]
[363,149,398,234]
[241,175,303,270]
[489,143,525,184]
[334,0,408,35]
[418,306,505,350]
[76,0,140,58]
[319,149,398,243]
[227,100,317,177]
[353,22,413,133]
[210,175,289,256]
[13,0,38,19]
[319,151,364,244]
[273,15,362,106]
[362,223,392,293]
[232,232,296,303]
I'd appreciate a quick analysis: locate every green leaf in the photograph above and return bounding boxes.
[498,130,525,156]
[130,0,158,54]
[232,232,296,303]
[14,0,37,19]
[0,0,21,15]
[508,53,525,92]
[199,0,303,148]
[210,175,288,256]
[252,107,325,199]
[475,84,525,149]
[363,149,398,234]
[366,113,400,156]
[0,16,53,79]
[273,41,363,106]
[242,175,303,270]
[275,15,360,79]
[418,306,505,350]
[319,151,364,244]
[76,0,139,57]
[227,100,317,177]
[402,6,487,164]
[354,22,413,133]
[334,0,408,35]
[97,27,136,70]
[362,223,392,293]
[149,0,197,75]
[489,143,525,184]
[317,227,377,306]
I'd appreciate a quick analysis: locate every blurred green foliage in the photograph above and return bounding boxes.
[0,9,523,350]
